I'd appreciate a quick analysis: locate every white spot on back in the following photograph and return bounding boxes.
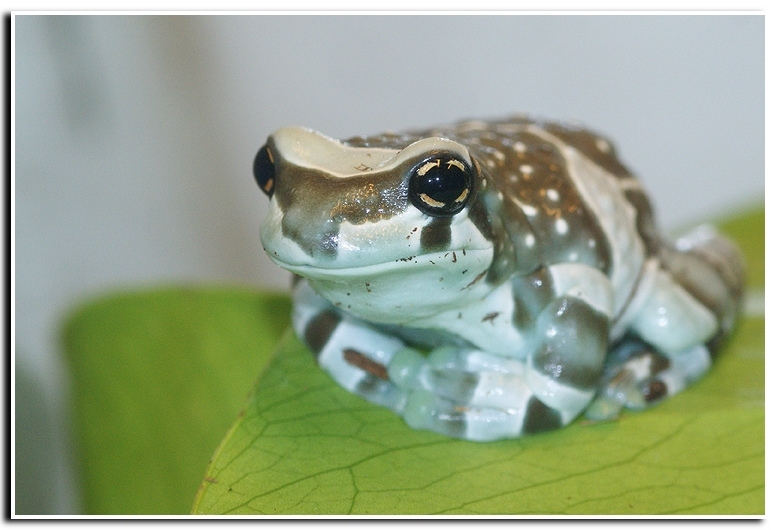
[514,198,537,217]
[520,164,533,175]
[555,218,569,234]
[547,189,560,202]
[619,178,645,191]
[513,142,527,153]
[458,120,488,132]
[525,234,536,247]
[596,138,611,153]
[496,123,524,135]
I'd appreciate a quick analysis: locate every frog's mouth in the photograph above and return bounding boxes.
[270,246,495,322]
[266,247,494,282]
[260,183,496,279]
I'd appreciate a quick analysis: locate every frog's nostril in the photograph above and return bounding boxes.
[253,144,276,197]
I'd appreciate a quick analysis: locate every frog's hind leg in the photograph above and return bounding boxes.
[585,336,711,420]
[619,224,744,357]
[658,225,745,351]
[590,225,745,420]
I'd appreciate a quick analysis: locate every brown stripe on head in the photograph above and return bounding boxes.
[269,152,413,259]
[273,161,412,224]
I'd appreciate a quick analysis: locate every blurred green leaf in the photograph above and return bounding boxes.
[716,206,764,290]
[62,287,291,514]
[192,207,764,515]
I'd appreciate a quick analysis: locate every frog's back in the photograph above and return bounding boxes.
[344,115,743,344]
[345,116,656,318]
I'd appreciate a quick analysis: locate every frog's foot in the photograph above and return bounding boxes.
[387,347,590,441]
[585,337,711,421]
[300,315,409,413]
[293,281,599,441]
[295,302,544,442]
[292,279,408,412]
[298,303,590,441]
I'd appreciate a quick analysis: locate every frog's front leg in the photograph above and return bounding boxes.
[386,263,614,441]
[524,263,613,421]
[292,279,407,412]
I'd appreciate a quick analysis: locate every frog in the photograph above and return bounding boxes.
[253,115,744,442]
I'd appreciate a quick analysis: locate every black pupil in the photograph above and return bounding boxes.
[253,144,275,197]
[410,157,471,216]
[422,169,467,203]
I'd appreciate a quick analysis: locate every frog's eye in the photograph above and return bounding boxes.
[253,144,276,197]
[408,156,473,216]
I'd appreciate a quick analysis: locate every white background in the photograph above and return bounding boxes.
[13,14,764,513]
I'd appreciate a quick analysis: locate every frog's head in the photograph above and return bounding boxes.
[255,126,495,323]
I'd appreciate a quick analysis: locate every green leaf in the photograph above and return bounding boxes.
[192,207,764,515]
[62,287,291,514]
[716,207,764,290]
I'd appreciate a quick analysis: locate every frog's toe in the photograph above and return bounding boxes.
[633,344,711,408]
[583,396,623,421]
[390,347,534,411]
[391,346,593,440]
[402,388,526,441]
[594,338,712,417]
[638,378,670,405]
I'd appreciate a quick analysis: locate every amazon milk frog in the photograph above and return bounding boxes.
[254,116,744,441]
